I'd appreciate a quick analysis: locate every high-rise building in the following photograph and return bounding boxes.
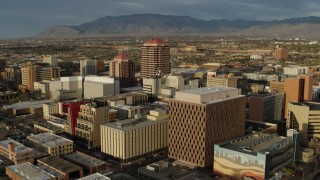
[140,38,170,79]
[284,75,313,119]
[0,58,6,72]
[42,55,57,66]
[248,93,284,121]
[287,101,320,146]
[80,59,97,76]
[20,64,60,91]
[109,53,135,88]
[169,87,246,167]
[274,47,288,60]
[75,103,109,149]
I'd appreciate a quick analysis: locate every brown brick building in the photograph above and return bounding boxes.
[168,87,246,167]
[140,38,170,79]
[109,53,135,88]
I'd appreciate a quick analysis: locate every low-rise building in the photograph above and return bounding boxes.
[27,132,73,156]
[38,156,83,180]
[63,152,107,175]
[101,110,168,161]
[0,139,34,165]
[213,130,299,180]
[3,100,53,117]
[43,102,59,120]
[6,162,56,180]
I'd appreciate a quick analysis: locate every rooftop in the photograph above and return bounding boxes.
[78,173,109,180]
[27,133,73,148]
[102,117,167,131]
[63,152,106,168]
[114,53,128,61]
[290,101,320,111]
[3,100,53,110]
[0,139,33,153]
[7,162,55,180]
[38,156,82,174]
[143,38,166,46]
[219,133,293,155]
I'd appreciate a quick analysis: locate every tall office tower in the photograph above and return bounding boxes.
[274,47,288,60]
[0,59,6,72]
[42,55,57,66]
[80,59,97,76]
[169,87,246,167]
[75,103,109,150]
[140,38,170,79]
[284,75,313,119]
[109,53,135,88]
[248,93,284,122]
[20,64,60,91]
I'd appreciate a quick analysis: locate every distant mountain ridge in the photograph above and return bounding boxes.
[36,14,320,38]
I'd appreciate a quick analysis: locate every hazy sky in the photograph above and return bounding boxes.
[1,0,320,39]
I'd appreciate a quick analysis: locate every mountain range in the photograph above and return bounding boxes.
[36,14,320,38]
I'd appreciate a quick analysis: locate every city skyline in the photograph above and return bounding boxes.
[1,0,320,39]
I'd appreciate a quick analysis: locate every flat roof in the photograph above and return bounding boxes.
[3,100,53,110]
[102,118,167,131]
[7,162,55,180]
[78,173,110,180]
[63,152,106,168]
[177,87,236,96]
[38,156,82,174]
[219,133,291,155]
[0,139,33,153]
[291,101,320,110]
[27,132,73,148]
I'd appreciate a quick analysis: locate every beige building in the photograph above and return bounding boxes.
[42,55,57,66]
[83,76,119,99]
[169,87,246,167]
[140,38,171,79]
[34,81,50,97]
[287,102,320,146]
[0,139,34,165]
[27,132,73,156]
[101,110,168,161]
[269,81,285,93]
[20,64,60,91]
[207,75,238,88]
[75,103,109,149]
[43,102,59,120]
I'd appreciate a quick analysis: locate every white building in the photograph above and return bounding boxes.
[250,54,263,60]
[83,76,120,99]
[283,65,308,76]
[80,59,97,76]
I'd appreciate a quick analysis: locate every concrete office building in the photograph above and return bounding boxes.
[80,59,97,76]
[214,130,299,180]
[97,92,148,106]
[270,81,285,93]
[101,109,168,161]
[287,101,320,146]
[284,75,313,119]
[42,55,57,66]
[274,47,288,60]
[84,76,119,99]
[109,53,135,88]
[43,102,59,120]
[27,132,74,156]
[207,76,238,88]
[248,93,284,122]
[169,87,246,167]
[0,139,34,165]
[49,76,83,101]
[75,103,109,149]
[20,64,60,91]
[143,77,162,97]
[37,156,83,180]
[34,81,50,97]
[6,162,56,180]
[140,38,170,79]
